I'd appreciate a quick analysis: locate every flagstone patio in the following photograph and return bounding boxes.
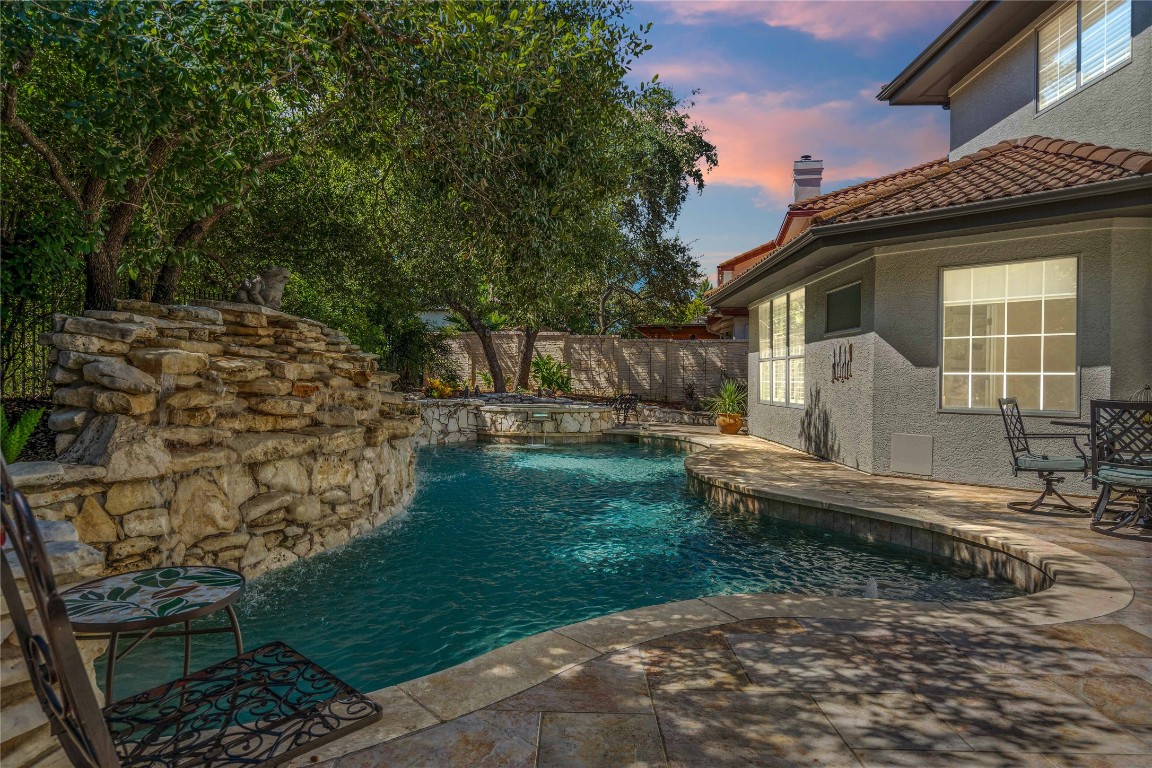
[298,426,1150,768]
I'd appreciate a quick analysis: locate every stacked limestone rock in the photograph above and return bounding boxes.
[23,299,421,578]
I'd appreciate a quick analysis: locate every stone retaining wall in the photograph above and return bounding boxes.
[413,400,482,446]
[22,300,421,578]
[636,404,716,426]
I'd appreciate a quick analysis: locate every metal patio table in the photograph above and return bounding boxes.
[61,565,245,701]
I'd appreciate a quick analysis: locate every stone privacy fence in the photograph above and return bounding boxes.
[17,299,421,579]
[443,331,748,401]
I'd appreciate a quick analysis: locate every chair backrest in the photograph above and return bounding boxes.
[998,397,1030,459]
[1090,399,1152,474]
[1,463,120,768]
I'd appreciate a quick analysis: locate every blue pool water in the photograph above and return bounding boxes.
[102,441,1020,696]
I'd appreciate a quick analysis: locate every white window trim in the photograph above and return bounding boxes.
[756,289,806,408]
[937,256,1081,417]
[1036,0,1132,113]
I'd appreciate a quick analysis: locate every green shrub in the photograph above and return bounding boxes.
[705,380,747,416]
[530,354,572,393]
[1,408,44,463]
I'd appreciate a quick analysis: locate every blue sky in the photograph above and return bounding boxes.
[622,0,970,280]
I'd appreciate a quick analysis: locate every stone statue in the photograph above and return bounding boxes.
[232,266,290,310]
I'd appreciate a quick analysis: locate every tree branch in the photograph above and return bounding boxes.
[1,80,83,211]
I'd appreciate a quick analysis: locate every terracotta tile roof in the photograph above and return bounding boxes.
[813,136,1152,225]
[789,157,953,213]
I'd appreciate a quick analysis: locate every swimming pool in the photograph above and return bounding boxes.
[102,441,1021,696]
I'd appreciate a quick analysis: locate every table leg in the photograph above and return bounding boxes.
[104,631,119,703]
[183,620,191,676]
[226,605,243,655]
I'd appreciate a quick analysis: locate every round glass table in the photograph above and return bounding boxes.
[61,566,245,701]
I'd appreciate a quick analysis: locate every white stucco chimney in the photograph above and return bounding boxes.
[793,155,823,203]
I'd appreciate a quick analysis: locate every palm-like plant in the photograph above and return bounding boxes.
[705,380,747,416]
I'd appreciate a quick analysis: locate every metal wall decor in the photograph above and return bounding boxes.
[831,343,853,382]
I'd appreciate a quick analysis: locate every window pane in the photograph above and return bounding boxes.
[1006,300,1042,335]
[760,361,772,402]
[971,375,999,409]
[1007,336,1042,372]
[1007,375,1042,411]
[943,339,970,372]
[971,337,1005,373]
[1045,297,1077,333]
[772,298,787,358]
[1044,257,1077,295]
[789,359,805,405]
[772,360,786,403]
[971,302,1005,336]
[971,264,1006,301]
[943,305,970,337]
[789,290,805,356]
[1006,261,1045,298]
[757,305,772,356]
[1044,335,1077,372]
[1044,375,1077,412]
[943,269,971,302]
[1038,4,1078,109]
[1082,0,1131,83]
[942,375,969,409]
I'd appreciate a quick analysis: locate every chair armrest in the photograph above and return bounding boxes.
[1027,433,1088,460]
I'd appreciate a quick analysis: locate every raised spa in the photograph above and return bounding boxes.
[102,441,1021,696]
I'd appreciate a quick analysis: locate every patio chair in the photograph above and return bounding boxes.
[1,464,382,768]
[998,397,1088,514]
[612,393,640,425]
[1088,399,1152,529]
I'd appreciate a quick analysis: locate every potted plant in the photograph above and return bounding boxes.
[706,380,747,435]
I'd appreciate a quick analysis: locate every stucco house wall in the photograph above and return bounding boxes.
[746,217,1151,490]
[949,1,1152,158]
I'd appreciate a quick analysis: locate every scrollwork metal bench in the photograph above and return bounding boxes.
[1,464,382,768]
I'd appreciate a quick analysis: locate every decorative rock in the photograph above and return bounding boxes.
[170,474,238,545]
[59,415,170,483]
[296,426,365,454]
[263,360,312,380]
[91,389,157,416]
[237,377,293,396]
[121,508,170,538]
[62,316,156,343]
[292,382,321,397]
[8,461,66,489]
[152,338,224,355]
[47,408,91,433]
[210,358,267,382]
[254,459,309,494]
[82,361,159,394]
[248,396,317,416]
[57,350,122,370]
[229,433,319,463]
[286,496,324,523]
[50,365,80,385]
[104,480,165,515]
[43,332,131,356]
[248,509,287,528]
[197,532,251,553]
[108,537,157,560]
[128,348,209,375]
[239,491,297,522]
[169,446,236,473]
[164,388,234,410]
[53,385,100,408]
[205,464,258,509]
[166,305,223,324]
[311,454,357,494]
[167,408,217,427]
[71,497,117,543]
[241,535,268,567]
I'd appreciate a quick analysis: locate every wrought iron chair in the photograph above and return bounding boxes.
[997,397,1088,514]
[1,464,382,768]
[1088,399,1152,529]
[612,393,640,425]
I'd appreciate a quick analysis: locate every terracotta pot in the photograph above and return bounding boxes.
[716,414,743,435]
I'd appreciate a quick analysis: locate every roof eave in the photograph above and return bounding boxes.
[707,175,1152,307]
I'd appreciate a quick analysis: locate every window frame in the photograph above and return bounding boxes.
[756,288,806,408]
[936,255,1081,417]
[1035,0,1132,114]
[824,280,863,337]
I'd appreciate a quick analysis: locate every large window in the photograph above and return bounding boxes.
[1038,0,1131,110]
[941,257,1078,413]
[757,289,805,406]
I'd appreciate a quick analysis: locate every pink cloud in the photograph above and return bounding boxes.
[692,88,948,205]
[652,0,969,42]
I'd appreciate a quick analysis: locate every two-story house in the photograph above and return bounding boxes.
[707,0,1151,489]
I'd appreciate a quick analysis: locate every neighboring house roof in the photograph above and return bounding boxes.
[708,135,1152,305]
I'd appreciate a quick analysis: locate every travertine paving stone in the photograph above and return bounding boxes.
[536,712,666,768]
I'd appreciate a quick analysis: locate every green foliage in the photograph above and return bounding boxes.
[705,380,747,417]
[479,371,495,391]
[1,407,43,463]
[530,354,572,393]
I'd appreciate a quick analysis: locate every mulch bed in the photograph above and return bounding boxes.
[2,397,56,463]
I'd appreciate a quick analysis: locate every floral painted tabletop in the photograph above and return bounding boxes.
[63,566,245,632]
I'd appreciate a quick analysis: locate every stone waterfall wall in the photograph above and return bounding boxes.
[414,400,482,446]
[25,299,421,578]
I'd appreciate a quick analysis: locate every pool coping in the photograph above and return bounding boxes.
[289,426,1137,764]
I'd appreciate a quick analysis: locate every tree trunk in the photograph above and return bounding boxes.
[516,326,539,390]
[153,201,238,304]
[84,249,119,311]
[452,302,506,392]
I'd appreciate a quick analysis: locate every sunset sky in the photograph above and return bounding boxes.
[624,0,971,281]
